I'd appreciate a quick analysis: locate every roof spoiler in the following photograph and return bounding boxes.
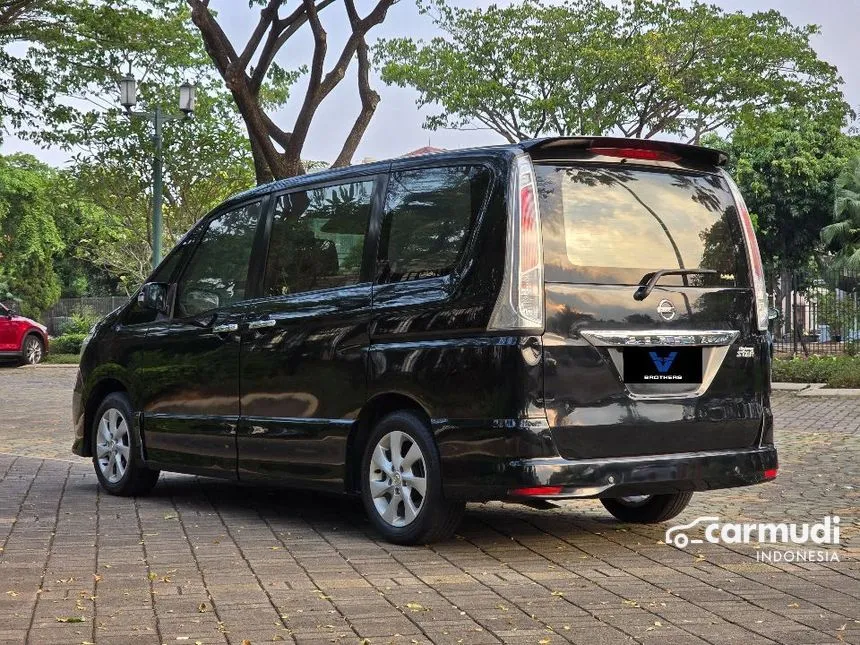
[520,136,728,167]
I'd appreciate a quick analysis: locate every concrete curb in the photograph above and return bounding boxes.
[772,382,812,391]
[18,363,79,369]
[773,382,860,397]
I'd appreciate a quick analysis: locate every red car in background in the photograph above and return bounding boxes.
[0,303,48,365]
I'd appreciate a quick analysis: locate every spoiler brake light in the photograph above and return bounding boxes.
[589,147,681,162]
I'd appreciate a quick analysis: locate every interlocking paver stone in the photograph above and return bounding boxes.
[0,364,858,644]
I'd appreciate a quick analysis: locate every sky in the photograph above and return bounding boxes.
[3,0,859,167]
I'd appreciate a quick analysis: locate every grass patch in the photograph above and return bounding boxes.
[773,355,860,388]
[44,353,80,364]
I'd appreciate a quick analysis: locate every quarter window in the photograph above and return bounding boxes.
[378,165,491,283]
[263,180,373,296]
[176,201,262,317]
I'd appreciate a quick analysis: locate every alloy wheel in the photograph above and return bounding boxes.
[96,408,131,484]
[368,430,427,527]
[24,337,43,364]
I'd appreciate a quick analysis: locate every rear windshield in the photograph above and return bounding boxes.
[535,164,749,286]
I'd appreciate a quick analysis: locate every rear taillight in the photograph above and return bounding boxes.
[489,154,544,332]
[723,171,768,331]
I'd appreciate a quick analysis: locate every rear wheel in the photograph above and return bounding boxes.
[20,335,44,365]
[91,392,160,496]
[601,491,693,523]
[360,411,464,545]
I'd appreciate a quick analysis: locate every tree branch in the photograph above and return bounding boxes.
[332,38,379,167]
[237,0,282,71]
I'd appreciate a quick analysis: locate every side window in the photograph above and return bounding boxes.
[176,201,262,317]
[263,180,373,296]
[378,165,491,283]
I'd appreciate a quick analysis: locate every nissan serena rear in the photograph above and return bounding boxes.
[73,136,777,544]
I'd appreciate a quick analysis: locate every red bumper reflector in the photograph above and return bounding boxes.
[510,486,563,496]
[763,468,778,480]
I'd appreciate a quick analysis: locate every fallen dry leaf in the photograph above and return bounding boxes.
[405,602,429,612]
[198,602,208,613]
[56,616,86,623]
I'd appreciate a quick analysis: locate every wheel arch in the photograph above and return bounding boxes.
[345,392,431,494]
[20,330,46,355]
[81,378,130,458]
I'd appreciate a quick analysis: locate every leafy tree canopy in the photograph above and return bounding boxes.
[1,0,205,145]
[821,154,860,271]
[376,0,850,143]
[67,84,256,289]
[709,110,859,279]
[0,154,64,316]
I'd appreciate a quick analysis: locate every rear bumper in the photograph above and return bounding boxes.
[445,445,778,501]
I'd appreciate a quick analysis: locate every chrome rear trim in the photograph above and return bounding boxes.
[580,330,739,347]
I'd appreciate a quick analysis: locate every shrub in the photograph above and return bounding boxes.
[59,307,100,335]
[772,355,860,388]
[51,333,87,355]
[844,340,860,357]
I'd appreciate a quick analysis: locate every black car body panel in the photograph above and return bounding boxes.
[73,136,776,508]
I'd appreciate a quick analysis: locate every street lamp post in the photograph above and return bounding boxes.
[118,67,196,270]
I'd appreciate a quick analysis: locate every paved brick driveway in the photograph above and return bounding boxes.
[0,365,857,645]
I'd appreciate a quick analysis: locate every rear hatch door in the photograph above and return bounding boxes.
[536,152,766,460]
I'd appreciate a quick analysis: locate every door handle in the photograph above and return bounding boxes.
[248,319,276,330]
[213,323,239,334]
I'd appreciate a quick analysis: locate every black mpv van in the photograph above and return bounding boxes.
[73,137,777,544]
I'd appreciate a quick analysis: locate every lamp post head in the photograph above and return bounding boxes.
[179,82,196,116]
[118,73,137,111]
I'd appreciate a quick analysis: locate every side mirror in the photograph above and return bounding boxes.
[138,282,170,315]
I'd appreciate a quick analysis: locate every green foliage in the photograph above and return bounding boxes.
[0,154,63,316]
[815,292,858,338]
[773,356,860,388]
[714,110,859,276]
[44,353,80,364]
[844,340,860,358]
[376,0,848,143]
[2,0,206,147]
[51,333,87,355]
[59,307,99,335]
[821,155,860,270]
[68,85,256,290]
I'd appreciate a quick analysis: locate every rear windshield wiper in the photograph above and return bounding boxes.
[633,268,718,301]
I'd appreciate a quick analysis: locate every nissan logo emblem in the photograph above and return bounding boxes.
[657,299,676,321]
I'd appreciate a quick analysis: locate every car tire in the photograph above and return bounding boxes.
[601,492,693,524]
[91,392,160,496]
[20,335,44,365]
[360,411,465,545]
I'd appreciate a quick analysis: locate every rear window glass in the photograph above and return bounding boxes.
[536,164,749,286]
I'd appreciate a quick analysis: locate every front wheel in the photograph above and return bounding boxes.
[360,411,464,545]
[601,492,693,523]
[20,335,44,365]
[91,392,160,496]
